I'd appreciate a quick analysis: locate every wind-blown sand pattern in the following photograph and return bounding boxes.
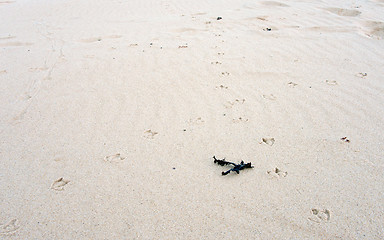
[0,0,383,239]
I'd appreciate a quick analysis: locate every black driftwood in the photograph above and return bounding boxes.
[213,156,253,175]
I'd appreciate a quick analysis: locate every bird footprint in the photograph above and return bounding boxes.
[144,129,158,138]
[267,167,287,178]
[356,72,367,78]
[232,117,249,123]
[189,117,205,125]
[51,178,70,191]
[225,99,245,108]
[216,84,228,89]
[326,80,337,85]
[262,94,276,100]
[104,153,126,162]
[261,137,275,146]
[308,209,331,223]
[0,219,20,235]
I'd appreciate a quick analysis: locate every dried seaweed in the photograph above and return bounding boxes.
[213,156,253,175]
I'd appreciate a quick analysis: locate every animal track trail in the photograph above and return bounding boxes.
[104,153,126,162]
[9,25,65,126]
[51,178,70,191]
[308,208,331,223]
[0,219,20,236]
[267,167,287,178]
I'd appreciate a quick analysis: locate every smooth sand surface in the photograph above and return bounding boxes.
[1,0,384,239]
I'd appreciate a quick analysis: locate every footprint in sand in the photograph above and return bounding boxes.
[0,219,20,236]
[12,108,27,124]
[267,167,287,178]
[0,1,15,5]
[261,1,289,7]
[232,117,249,123]
[144,129,158,139]
[221,72,230,76]
[308,208,331,223]
[261,137,275,146]
[262,94,276,100]
[29,67,49,72]
[356,72,367,78]
[79,35,122,43]
[192,12,207,16]
[245,16,269,22]
[51,178,70,191]
[216,84,228,89]
[341,137,350,143]
[362,21,384,39]
[189,117,205,125]
[0,35,15,40]
[325,8,361,17]
[224,99,245,108]
[0,42,33,47]
[326,80,338,85]
[288,82,298,87]
[104,153,126,162]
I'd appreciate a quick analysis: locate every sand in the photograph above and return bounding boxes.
[1,0,384,239]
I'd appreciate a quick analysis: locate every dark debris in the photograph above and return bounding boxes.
[213,156,253,175]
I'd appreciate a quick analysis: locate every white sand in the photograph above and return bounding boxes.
[1,0,384,239]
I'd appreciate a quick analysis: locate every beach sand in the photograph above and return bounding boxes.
[1,0,383,239]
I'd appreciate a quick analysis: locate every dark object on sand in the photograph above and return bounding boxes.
[217,17,222,20]
[213,156,253,175]
[341,137,350,143]
[264,28,271,31]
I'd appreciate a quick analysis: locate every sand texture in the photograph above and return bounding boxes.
[1,0,384,239]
